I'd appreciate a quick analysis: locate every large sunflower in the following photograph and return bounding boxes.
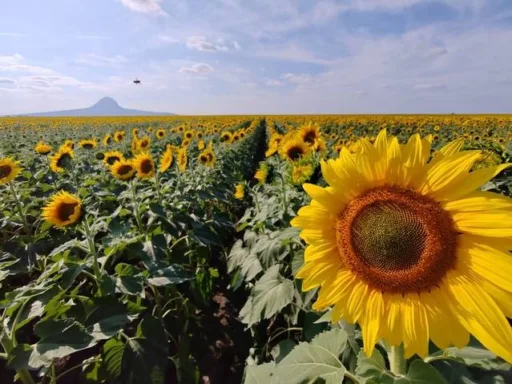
[133,153,155,179]
[198,146,216,167]
[42,191,82,227]
[111,160,136,181]
[0,157,21,184]
[291,129,512,362]
[50,146,74,173]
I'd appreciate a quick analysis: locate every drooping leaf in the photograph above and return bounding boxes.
[276,328,348,384]
[239,265,294,326]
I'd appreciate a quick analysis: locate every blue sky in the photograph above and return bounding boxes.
[1,0,512,114]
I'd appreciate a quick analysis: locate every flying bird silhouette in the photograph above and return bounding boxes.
[133,78,141,85]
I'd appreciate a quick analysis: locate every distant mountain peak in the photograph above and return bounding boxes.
[93,97,121,109]
[18,97,175,117]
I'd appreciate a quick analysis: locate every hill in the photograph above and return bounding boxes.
[23,97,175,117]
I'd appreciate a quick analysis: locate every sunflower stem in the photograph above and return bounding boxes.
[130,180,144,233]
[82,218,102,294]
[277,172,289,218]
[388,344,407,376]
[0,331,35,384]
[8,182,32,237]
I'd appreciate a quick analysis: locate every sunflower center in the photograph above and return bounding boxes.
[107,156,120,165]
[303,131,316,144]
[140,160,153,173]
[0,165,12,179]
[56,153,72,168]
[57,202,78,222]
[287,146,303,160]
[336,186,458,293]
[118,164,133,175]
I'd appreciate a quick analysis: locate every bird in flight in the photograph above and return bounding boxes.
[133,78,141,85]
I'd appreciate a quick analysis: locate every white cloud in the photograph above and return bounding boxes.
[186,36,229,52]
[0,54,55,74]
[179,63,214,75]
[76,53,128,67]
[281,73,313,85]
[118,0,167,15]
[265,79,283,86]
[233,41,241,50]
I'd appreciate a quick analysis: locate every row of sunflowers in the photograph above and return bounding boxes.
[1,115,512,383]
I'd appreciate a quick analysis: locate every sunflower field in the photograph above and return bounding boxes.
[1,115,512,384]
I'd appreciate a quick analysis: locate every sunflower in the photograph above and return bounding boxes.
[35,141,52,155]
[50,146,74,173]
[221,131,232,143]
[159,146,174,173]
[63,140,74,149]
[138,136,151,152]
[298,122,321,145]
[133,153,155,179]
[197,132,203,139]
[184,130,194,140]
[103,134,112,146]
[234,183,245,200]
[291,129,512,362]
[114,131,125,143]
[132,128,139,137]
[103,151,125,167]
[111,160,136,181]
[291,163,314,185]
[79,139,97,149]
[177,147,188,173]
[0,157,21,184]
[198,139,205,150]
[280,136,310,162]
[265,134,283,157]
[254,163,268,185]
[41,191,82,227]
[156,129,166,139]
[198,147,216,167]
[182,139,190,147]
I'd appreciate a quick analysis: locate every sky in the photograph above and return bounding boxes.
[1,0,512,115]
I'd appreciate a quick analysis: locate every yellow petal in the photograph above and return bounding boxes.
[419,151,481,197]
[304,242,339,263]
[361,289,384,357]
[300,261,340,291]
[458,235,512,292]
[481,280,512,318]
[440,163,512,202]
[313,269,355,310]
[422,288,469,350]
[302,184,346,213]
[383,294,404,347]
[386,137,402,185]
[453,211,512,237]
[445,271,512,364]
[344,280,368,323]
[443,191,512,212]
[402,294,429,358]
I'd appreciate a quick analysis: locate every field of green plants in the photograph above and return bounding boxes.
[1,115,512,384]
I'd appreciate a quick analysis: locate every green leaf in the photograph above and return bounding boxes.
[396,360,447,384]
[146,264,194,286]
[239,265,294,326]
[244,362,282,384]
[271,340,296,364]
[102,338,124,380]
[355,349,390,383]
[83,297,130,341]
[276,328,347,384]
